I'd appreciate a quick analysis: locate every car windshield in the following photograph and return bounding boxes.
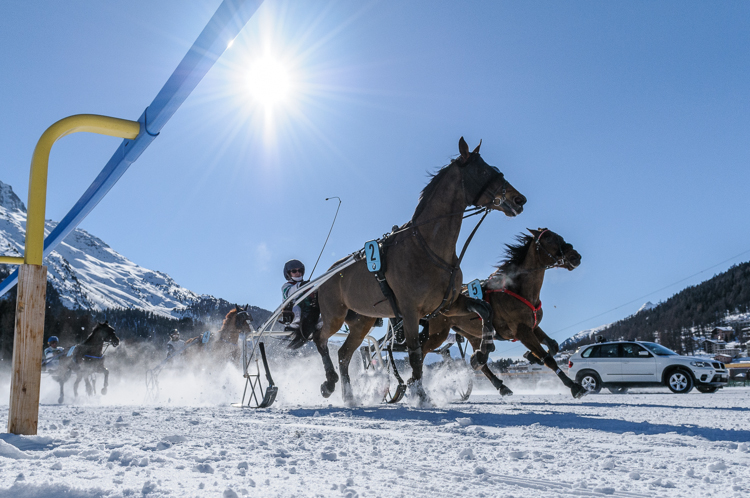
[640,342,678,356]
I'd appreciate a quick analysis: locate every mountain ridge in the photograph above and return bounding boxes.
[0,179,270,323]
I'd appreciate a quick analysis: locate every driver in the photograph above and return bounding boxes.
[43,336,65,372]
[281,259,321,342]
[166,329,185,359]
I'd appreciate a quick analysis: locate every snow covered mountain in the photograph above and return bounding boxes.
[559,323,611,351]
[0,180,264,320]
[560,301,657,351]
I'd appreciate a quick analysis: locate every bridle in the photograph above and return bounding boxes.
[535,229,569,269]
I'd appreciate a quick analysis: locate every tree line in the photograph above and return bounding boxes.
[569,261,750,353]
[0,266,270,362]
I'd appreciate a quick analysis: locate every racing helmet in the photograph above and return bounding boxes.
[169,329,180,339]
[48,336,59,344]
[283,259,305,280]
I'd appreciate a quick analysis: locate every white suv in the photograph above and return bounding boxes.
[567,341,728,394]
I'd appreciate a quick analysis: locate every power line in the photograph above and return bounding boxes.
[494,248,750,357]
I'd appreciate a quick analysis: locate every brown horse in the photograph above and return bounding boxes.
[52,321,120,403]
[421,228,587,398]
[293,138,526,404]
[182,305,253,365]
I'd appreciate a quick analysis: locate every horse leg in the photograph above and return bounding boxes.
[73,372,82,398]
[464,297,495,369]
[85,374,93,396]
[403,311,429,404]
[314,310,347,399]
[420,316,451,356]
[519,325,585,398]
[532,326,559,356]
[338,316,377,405]
[57,375,65,404]
[465,335,512,396]
[101,365,109,395]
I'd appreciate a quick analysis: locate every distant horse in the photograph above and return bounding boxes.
[291,138,527,405]
[421,228,587,398]
[182,305,254,364]
[52,321,120,403]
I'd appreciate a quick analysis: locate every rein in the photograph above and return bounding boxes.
[414,207,491,319]
[369,159,507,320]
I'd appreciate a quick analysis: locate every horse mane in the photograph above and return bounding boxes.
[496,233,534,273]
[221,308,238,329]
[82,322,104,343]
[412,157,462,221]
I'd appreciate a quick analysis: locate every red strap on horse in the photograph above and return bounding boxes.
[485,288,542,329]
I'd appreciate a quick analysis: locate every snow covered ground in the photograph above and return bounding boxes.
[1,354,749,498]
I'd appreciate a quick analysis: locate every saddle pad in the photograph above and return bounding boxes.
[467,279,483,300]
[364,240,382,273]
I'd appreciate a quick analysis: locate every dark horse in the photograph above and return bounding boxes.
[53,321,120,403]
[181,305,253,364]
[291,138,526,404]
[421,228,587,398]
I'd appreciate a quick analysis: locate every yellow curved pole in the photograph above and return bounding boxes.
[25,114,141,265]
[0,256,24,264]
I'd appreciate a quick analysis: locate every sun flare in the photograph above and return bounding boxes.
[246,55,292,109]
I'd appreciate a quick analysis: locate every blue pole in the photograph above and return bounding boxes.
[0,0,264,298]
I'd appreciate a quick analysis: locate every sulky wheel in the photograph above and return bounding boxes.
[445,359,473,402]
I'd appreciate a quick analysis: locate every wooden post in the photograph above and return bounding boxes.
[8,264,47,435]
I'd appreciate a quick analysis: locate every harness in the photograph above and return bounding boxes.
[484,287,542,329]
[368,163,508,320]
[480,229,571,330]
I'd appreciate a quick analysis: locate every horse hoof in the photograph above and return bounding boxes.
[547,339,560,356]
[320,381,336,398]
[101,387,107,395]
[58,397,64,404]
[571,383,587,399]
[341,384,355,404]
[498,385,514,396]
[407,382,431,407]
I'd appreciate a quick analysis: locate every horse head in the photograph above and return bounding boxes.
[221,305,254,340]
[94,321,120,347]
[528,228,581,271]
[457,137,526,217]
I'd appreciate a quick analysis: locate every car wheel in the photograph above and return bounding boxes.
[607,386,628,394]
[666,369,694,394]
[696,385,718,393]
[577,372,601,394]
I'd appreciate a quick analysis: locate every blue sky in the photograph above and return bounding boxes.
[1,1,749,358]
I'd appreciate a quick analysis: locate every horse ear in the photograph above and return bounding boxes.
[235,305,241,312]
[527,228,540,237]
[244,304,249,311]
[471,139,482,155]
[458,137,470,163]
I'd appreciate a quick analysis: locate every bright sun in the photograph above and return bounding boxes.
[246,55,291,108]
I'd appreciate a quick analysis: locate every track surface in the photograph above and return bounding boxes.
[1,384,749,497]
